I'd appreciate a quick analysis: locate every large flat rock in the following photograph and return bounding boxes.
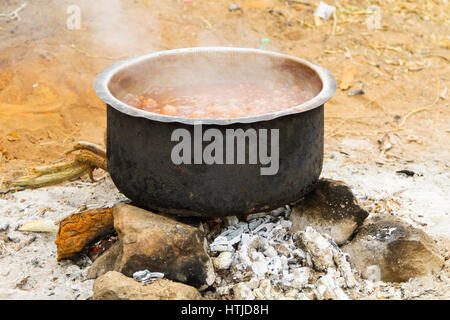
[93,271,202,300]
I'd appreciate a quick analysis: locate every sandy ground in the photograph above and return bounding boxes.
[0,176,125,299]
[0,0,449,299]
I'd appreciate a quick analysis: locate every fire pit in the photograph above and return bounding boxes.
[94,47,336,217]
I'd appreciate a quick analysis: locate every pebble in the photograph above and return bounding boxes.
[314,269,349,300]
[216,285,232,296]
[291,267,311,289]
[348,88,365,96]
[228,4,242,12]
[264,246,277,258]
[234,283,255,300]
[213,252,234,270]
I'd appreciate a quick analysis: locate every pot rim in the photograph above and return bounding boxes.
[94,47,336,125]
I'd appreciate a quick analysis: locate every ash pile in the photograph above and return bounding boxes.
[202,179,444,300]
[206,208,358,300]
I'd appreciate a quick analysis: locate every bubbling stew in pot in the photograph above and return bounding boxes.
[122,81,315,119]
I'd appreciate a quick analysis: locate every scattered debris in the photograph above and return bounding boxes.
[406,135,423,144]
[314,2,335,20]
[0,2,28,21]
[133,270,165,284]
[366,5,382,30]
[396,169,416,177]
[18,219,59,233]
[11,141,107,190]
[14,235,36,252]
[378,133,393,154]
[15,275,36,290]
[440,88,447,100]
[348,88,365,96]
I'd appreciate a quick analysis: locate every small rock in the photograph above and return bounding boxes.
[263,246,278,258]
[295,227,335,272]
[233,282,255,300]
[93,271,202,300]
[343,216,444,282]
[7,234,21,243]
[348,88,365,96]
[31,257,43,268]
[216,285,232,296]
[213,252,234,270]
[314,268,349,300]
[253,279,273,299]
[111,204,215,290]
[290,267,311,289]
[0,224,9,232]
[365,265,381,282]
[396,169,416,177]
[228,4,242,12]
[290,179,369,245]
[252,260,269,279]
[274,243,290,256]
[334,251,357,289]
[247,278,259,290]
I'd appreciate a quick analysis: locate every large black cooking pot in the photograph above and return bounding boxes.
[94,47,336,217]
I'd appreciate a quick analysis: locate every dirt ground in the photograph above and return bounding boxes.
[0,0,448,299]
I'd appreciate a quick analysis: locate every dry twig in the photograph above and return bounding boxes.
[399,85,443,127]
[0,2,27,21]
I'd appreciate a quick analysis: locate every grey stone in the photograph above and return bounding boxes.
[290,179,369,245]
[343,216,444,282]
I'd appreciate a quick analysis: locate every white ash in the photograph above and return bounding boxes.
[207,207,395,300]
[132,270,164,284]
